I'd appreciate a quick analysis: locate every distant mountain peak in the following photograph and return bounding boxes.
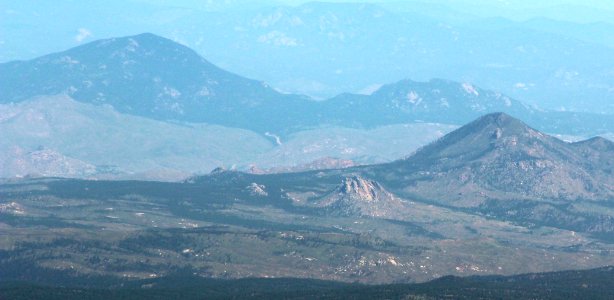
[376,113,614,206]
[478,111,513,122]
[0,33,313,133]
[81,32,208,67]
[403,112,549,164]
[97,32,182,48]
[473,112,524,126]
[132,32,163,39]
[462,112,538,137]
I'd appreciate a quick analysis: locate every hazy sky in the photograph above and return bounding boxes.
[1,0,612,62]
[130,0,614,13]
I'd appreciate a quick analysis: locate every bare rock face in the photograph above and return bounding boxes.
[342,176,378,200]
[317,176,406,217]
[247,182,268,197]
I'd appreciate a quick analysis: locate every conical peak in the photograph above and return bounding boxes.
[402,113,553,164]
[458,112,539,140]
[473,112,519,128]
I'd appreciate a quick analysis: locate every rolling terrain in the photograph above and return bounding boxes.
[2,2,613,298]
[1,114,612,286]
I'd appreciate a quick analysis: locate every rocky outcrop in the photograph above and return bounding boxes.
[317,176,406,217]
[247,182,268,197]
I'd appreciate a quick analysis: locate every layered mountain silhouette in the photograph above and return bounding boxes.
[0,33,611,137]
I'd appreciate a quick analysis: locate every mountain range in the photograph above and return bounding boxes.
[1,113,613,285]
[3,2,614,114]
[2,2,613,296]
[1,33,612,136]
[0,33,612,179]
